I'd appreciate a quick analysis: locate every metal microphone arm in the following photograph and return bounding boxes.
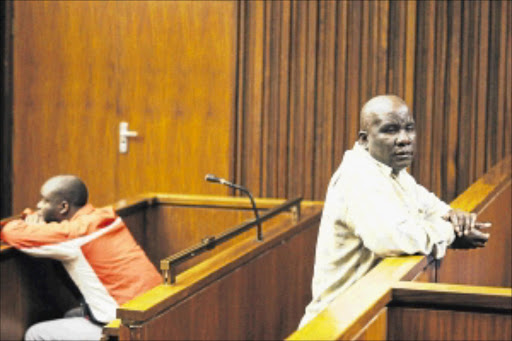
[205,174,262,241]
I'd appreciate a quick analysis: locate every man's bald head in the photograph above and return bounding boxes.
[37,175,88,222]
[360,95,408,132]
[42,175,88,207]
[358,95,416,174]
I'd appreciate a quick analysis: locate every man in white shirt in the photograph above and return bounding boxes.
[299,94,490,328]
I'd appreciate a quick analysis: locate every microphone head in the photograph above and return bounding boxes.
[205,174,221,183]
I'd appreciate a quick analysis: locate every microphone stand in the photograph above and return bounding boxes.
[205,175,262,241]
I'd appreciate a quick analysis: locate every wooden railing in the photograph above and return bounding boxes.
[112,199,323,340]
[288,155,511,340]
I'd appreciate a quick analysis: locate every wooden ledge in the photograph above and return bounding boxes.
[102,318,121,337]
[150,192,322,209]
[392,281,512,311]
[287,256,430,340]
[450,154,511,213]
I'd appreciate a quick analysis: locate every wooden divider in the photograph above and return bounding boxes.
[112,201,323,340]
[289,155,511,340]
[388,282,512,341]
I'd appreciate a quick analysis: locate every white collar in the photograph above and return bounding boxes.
[353,142,404,178]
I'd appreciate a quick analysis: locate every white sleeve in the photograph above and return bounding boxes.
[413,180,452,219]
[345,184,455,259]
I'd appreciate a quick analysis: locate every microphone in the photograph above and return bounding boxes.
[205,174,230,186]
[205,174,262,241]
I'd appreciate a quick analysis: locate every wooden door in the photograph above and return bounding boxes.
[12,1,238,212]
[114,1,237,197]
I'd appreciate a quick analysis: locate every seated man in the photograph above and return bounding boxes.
[1,175,162,341]
[299,94,490,328]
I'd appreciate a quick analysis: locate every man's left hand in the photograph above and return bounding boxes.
[443,209,492,237]
[24,212,44,224]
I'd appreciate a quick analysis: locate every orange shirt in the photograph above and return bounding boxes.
[1,204,162,323]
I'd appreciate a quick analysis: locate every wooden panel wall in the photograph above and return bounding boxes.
[5,0,511,215]
[1,0,13,219]
[10,1,236,214]
[0,253,79,340]
[437,182,512,287]
[234,0,511,202]
[388,307,511,341]
[354,307,387,341]
[145,206,260,273]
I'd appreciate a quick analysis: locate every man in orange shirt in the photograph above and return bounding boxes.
[1,175,162,340]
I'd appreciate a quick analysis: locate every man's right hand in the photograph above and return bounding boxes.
[443,209,492,237]
[450,228,490,249]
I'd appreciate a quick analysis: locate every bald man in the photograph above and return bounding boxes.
[1,175,162,341]
[298,95,490,328]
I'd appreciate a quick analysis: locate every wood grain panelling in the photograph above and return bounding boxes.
[0,253,79,340]
[146,205,274,274]
[7,0,511,212]
[388,307,512,341]
[1,1,13,219]
[234,0,511,202]
[437,183,512,287]
[125,215,320,340]
[114,1,236,199]
[11,1,236,214]
[13,1,119,211]
[354,307,387,341]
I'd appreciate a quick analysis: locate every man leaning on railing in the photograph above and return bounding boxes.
[1,175,162,341]
[299,95,491,328]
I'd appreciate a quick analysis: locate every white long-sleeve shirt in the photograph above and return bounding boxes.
[299,143,455,327]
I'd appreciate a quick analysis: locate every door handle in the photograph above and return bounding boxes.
[119,122,138,153]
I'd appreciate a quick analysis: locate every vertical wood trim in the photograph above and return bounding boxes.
[277,0,291,198]
[261,0,272,196]
[468,1,479,186]
[333,0,348,171]
[303,0,318,199]
[432,0,447,197]
[444,0,462,201]
[234,0,510,201]
[475,0,489,178]
[233,0,244,195]
[287,0,306,199]
[242,1,265,194]
[505,1,512,158]
[345,0,362,150]
[1,0,13,218]
[457,1,473,195]
[404,1,416,110]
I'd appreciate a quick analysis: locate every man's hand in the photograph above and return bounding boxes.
[24,211,44,224]
[443,209,492,237]
[450,228,490,249]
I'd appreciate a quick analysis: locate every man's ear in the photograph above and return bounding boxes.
[59,201,70,215]
[358,130,368,146]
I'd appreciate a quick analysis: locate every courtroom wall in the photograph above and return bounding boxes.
[10,1,237,213]
[4,0,511,215]
[234,0,511,202]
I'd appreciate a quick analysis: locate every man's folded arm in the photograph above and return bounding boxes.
[1,218,84,260]
[346,187,455,259]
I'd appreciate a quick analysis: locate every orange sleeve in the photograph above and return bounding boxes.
[1,218,91,249]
